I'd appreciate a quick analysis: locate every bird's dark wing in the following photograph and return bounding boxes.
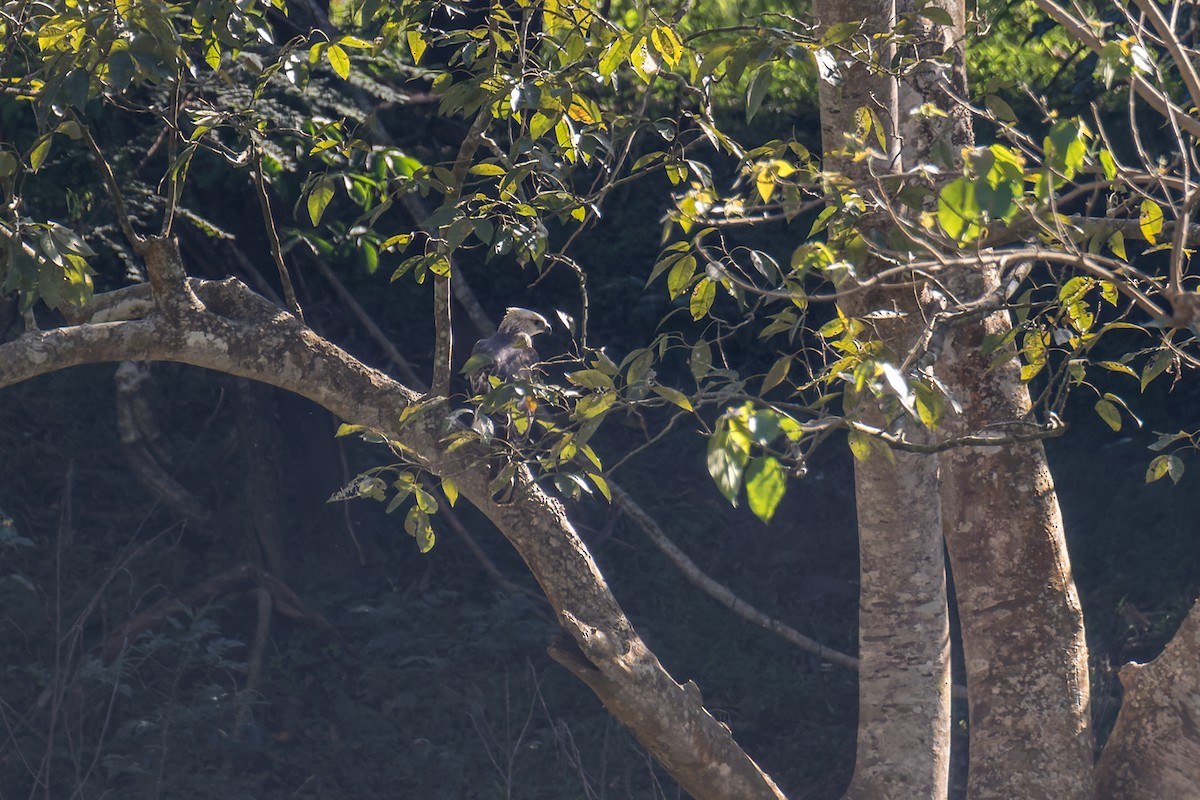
[466,332,540,394]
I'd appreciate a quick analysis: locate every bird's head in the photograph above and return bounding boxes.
[498,307,551,337]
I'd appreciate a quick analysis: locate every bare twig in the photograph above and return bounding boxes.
[1034,0,1200,139]
[75,117,144,251]
[432,108,496,396]
[253,153,303,318]
[1131,0,1200,114]
[611,486,861,672]
[307,252,425,386]
[159,71,182,238]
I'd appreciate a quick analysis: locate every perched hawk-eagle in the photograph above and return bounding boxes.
[463,307,552,395]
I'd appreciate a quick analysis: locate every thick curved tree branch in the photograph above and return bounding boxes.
[0,254,786,800]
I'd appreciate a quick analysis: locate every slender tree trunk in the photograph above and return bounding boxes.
[813,2,951,796]
[899,1,1095,795]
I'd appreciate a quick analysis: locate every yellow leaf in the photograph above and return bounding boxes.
[651,26,682,69]
[1109,230,1126,261]
[1139,199,1163,244]
[407,30,427,65]
[756,169,775,203]
[651,384,693,411]
[690,278,716,320]
[327,44,350,79]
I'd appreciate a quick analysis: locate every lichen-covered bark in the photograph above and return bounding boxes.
[897,1,1096,795]
[845,443,950,800]
[936,300,1093,800]
[813,2,952,796]
[1095,598,1200,798]
[0,256,786,800]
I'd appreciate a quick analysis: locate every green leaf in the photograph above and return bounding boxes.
[1099,281,1118,306]
[587,472,612,502]
[28,136,52,172]
[468,163,506,176]
[307,176,335,226]
[1096,361,1138,379]
[0,151,16,177]
[338,35,374,49]
[529,111,556,140]
[745,456,786,523]
[1146,454,1184,484]
[1099,148,1117,181]
[630,37,658,83]
[404,506,436,552]
[1044,119,1089,181]
[651,384,693,411]
[690,278,716,320]
[1094,398,1121,432]
[821,20,862,46]
[204,33,222,69]
[853,105,872,141]
[746,64,772,124]
[1149,431,1188,452]
[1140,199,1164,244]
[1109,230,1127,261]
[818,316,846,338]
[913,380,945,429]
[761,356,791,393]
[847,429,872,462]
[919,6,955,25]
[441,477,458,507]
[385,490,408,514]
[690,339,713,382]
[414,486,438,514]
[598,36,628,77]
[984,94,1017,124]
[1141,350,1172,391]
[381,233,413,251]
[755,168,776,203]
[327,44,350,79]
[566,369,616,390]
[651,26,683,68]
[707,427,748,505]
[666,255,697,299]
[1019,330,1049,382]
[937,177,981,243]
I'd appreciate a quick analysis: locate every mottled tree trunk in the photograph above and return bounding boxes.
[901,1,1095,796]
[1095,597,1200,798]
[813,1,952,796]
[937,320,1093,800]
